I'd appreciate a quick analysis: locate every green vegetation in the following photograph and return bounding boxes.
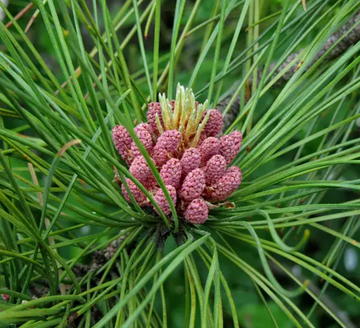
[0,0,360,327]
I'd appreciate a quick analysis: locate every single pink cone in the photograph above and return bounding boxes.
[112,125,133,164]
[219,130,242,164]
[135,123,153,135]
[152,144,170,168]
[153,185,177,215]
[203,109,223,137]
[184,198,209,224]
[130,156,152,184]
[199,137,220,164]
[160,158,182,189]
[121,178,149,206]
[180,148,201,177]
[203,155,227,185]
[156,130,181,152]
[147,102,163,135]
[204,166,242,201]
[179,168,206,201]
[130,129,154,159]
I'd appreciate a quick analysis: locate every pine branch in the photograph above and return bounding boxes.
[269,262,357,328]
[219,11,360,130]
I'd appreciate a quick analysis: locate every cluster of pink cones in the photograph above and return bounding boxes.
[112,85,242,224]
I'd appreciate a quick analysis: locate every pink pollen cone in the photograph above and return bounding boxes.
[179,168,206,201]
[135,123,153,135]
[115,89,244,226]
[199,137,220,165]
[156,130,181,152]
[122,178,149,206]
[204,166,242,201]
[130,156,153,184]
[147,102,163,135]
[219,130,242,164]
[112,125,132,164]
[203,109,223,137]
[153,185,177,215]
[204,155,227,185]
[184,198,209,224]
[152,144,170,167]
[130,129,154,159]
[180,148,201,177]
[160,158,182,189]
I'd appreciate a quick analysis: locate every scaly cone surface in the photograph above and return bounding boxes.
[112,84,243,224]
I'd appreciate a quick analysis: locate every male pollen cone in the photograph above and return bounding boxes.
[112,84,243,225]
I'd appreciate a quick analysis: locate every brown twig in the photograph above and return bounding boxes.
[25,7,41,33]
[302,0,306,11]
[5,2,34,29]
